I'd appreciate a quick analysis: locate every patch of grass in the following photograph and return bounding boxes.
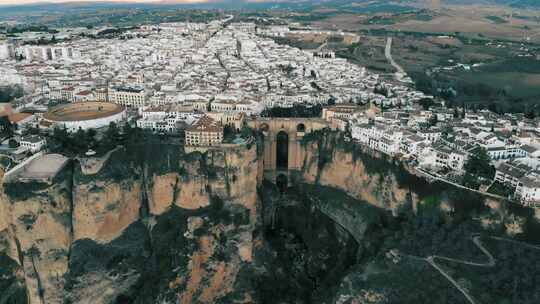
[485,15,508,24]
[420,195,441,210]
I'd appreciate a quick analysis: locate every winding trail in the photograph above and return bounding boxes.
[408,235,540,304]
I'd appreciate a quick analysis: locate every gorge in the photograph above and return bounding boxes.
[0,130,539,304]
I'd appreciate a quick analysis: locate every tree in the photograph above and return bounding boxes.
[105,122,119,139]
[0,116,13,137]
[73,128,87,153]
[51,126,70,152]
[327,97,336,106]
[85,129,97,148]
[0,85,24,103]
[102,122,119,150]
[418,98,434,110]
[464,147,495,180]
[8,139,18,148]
[223,124,235,141]
[429,114,438,126]
[453,107,459,118]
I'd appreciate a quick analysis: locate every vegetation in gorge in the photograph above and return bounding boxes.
[264,181,540,304]
[438,237,540,304]
[256,181,364,303]
[0,254,27,304]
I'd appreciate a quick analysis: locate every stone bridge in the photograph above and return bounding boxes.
[248,118,329,187]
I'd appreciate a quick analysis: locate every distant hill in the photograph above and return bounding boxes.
[0,0,538,20]
[0,0,417,18]
[442,0,540,8]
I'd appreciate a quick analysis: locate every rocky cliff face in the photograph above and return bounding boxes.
[0,143,260,304]
[2,169,73,304]
[0,131,533,304]
[298,132,419,214]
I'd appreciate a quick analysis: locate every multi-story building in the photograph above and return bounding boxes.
[109,86,147,108]
[61,86,76,102]
[0,43,14,60]
[19,135,46,153]
[515,174,540,205]
[433,145,467,171]
[353,123,403,156]
[495,162,529,188]
[185,115,223,147]
[322,103,360,121]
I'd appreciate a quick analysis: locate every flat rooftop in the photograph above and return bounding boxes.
[14,154,69,181]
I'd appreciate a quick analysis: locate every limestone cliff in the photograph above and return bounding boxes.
[3,167,73,304]
[0,131,532,304]
[72,151,143,244]
[298,131,419,214]
[147,144,259,221]
[0,142,260,304]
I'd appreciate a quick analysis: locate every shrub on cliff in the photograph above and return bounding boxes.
[4,181,50,201]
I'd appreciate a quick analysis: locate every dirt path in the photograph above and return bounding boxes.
[408,235,538,304]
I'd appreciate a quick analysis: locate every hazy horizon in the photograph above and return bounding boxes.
[0,0,217,5]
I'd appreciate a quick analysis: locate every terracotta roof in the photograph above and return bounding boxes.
[186,115,222,133]
[8,113,32,124]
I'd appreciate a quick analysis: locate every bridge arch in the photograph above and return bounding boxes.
[276,130,289,170]
[247,118,330,182]
[276,173,288,193]
[259,123,269,132]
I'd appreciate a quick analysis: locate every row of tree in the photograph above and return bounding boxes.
[46,122,143,156]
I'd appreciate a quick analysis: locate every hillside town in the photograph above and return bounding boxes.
[0,19,539,207]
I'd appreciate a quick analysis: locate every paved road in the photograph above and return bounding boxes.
[384,37,405,75]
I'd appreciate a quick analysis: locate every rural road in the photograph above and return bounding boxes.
[408,235,540,304]
[385,37,405,75]
[425,236,495,304]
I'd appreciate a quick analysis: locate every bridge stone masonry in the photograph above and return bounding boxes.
[248,117,330,187]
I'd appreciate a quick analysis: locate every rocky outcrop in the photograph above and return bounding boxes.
[299,132,418,214]
[0,131,530,304]
[147,144,259,222]
[73,173,142,243]
[3,168,73,304]
[0,143,260,304]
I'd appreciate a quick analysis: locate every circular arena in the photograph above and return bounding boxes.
[43,101,126,131]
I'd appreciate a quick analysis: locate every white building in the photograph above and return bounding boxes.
[0,43,14,60]
[515,174,540,205]
[109,87,148,108]
[185,115,223,147]
[19,135,46,153]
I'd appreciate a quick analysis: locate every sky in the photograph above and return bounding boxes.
[0,0,200,5]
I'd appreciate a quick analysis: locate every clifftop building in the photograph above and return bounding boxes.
[185,115,223,147]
